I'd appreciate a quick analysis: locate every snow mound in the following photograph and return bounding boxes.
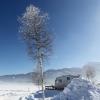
[52,78,100,100]
[21,90,60,100]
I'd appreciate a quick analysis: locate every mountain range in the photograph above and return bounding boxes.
[0,68,81,85]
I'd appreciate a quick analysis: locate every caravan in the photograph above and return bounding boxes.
[55,75,80,90]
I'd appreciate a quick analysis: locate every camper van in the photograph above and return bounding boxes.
[55,75,80,90]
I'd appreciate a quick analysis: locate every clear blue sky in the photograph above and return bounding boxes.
[0,0,100,75]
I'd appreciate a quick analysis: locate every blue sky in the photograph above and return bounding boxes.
[0,0,100,75]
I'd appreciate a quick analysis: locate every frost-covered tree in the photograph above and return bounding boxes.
[18,5,52,100]
[82,64,96,81]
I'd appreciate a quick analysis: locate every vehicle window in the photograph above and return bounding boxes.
[67,77,70,80]
[59,79,62,83]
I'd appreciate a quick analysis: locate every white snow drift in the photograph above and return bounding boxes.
[52,78,100,100]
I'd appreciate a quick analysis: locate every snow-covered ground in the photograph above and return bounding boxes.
[0,82,60,100]
[0,82,39,100]
[0,78,100,100]
[23,90,60,100]
[21,78,100,100]
[52,78,100,100]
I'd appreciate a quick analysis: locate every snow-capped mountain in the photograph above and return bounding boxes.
[0,68,81,84]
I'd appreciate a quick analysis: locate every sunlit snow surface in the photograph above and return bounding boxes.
[0,82,60,100]
[0,79,100,100]
[0,82,38,100]
[52,78,100,100]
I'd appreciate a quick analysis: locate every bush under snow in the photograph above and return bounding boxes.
[52,78,100,100]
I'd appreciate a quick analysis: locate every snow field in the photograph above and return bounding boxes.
[0,82,38,100]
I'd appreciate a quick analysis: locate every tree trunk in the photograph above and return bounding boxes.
[37,49,45,100]
[39,55,45,100]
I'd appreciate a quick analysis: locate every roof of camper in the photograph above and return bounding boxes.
[56,74,80,79]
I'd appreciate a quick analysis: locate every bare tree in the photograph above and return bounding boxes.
[82,64,96,82]
[18,5,52,100]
